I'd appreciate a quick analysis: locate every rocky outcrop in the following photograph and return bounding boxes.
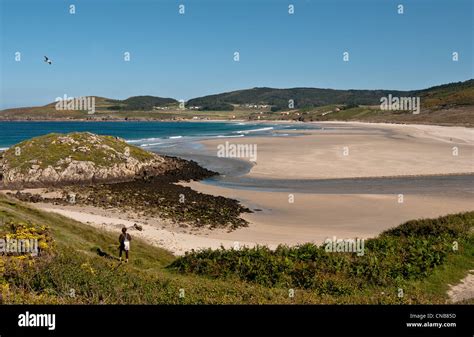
[0,132,182,188]
[2,157,167,186]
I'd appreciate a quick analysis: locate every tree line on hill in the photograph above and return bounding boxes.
[106,96,178,111]
[185,79,473,111]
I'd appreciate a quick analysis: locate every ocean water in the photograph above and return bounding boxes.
[0,121,316,150]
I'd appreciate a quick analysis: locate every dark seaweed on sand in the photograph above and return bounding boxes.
[12,157,252,230]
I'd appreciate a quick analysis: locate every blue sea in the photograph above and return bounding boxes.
[0,121,316,150]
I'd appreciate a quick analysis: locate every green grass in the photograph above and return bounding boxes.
[312,106,382,120]
[169,212,474,301]
[1,194,473,304]
[2,132,155,173]
[0,194,298,304]
[406,235,474,302]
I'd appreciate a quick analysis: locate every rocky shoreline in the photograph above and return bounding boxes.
[0,132,178,189]
[8,158,252,230]
[1,132,252,230]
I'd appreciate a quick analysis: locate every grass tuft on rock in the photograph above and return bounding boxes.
[2,132,154,173]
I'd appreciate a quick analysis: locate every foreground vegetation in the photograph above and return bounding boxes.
[1,194,472,304]
[170,213,474,297]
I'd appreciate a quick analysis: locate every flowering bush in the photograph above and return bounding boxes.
[1,221,55,302]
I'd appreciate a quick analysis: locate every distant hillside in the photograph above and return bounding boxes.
[0,80,472,125]
[186,87,410,111]
[187,79,474,111]
[0,95,178,120]
[414,79,474,109]
[106,95,178,111]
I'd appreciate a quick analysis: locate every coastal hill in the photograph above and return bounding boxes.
[0,95,179,120]
[105,95,178,111]
[187,87,409,110]
[0,132,181,187]
[187,79,474,111]
[0,80,472,125]
[415,79,474,109]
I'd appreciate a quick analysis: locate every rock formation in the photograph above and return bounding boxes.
[0,132,183,188]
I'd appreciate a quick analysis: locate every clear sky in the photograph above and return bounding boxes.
[0,0,472,108]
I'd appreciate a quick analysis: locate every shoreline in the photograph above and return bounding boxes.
[2,121,473,256]
[29,190,474,256]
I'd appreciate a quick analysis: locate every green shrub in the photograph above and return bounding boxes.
[169,212,474,292]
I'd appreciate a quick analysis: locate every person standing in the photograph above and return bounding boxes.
[119,227,131,262]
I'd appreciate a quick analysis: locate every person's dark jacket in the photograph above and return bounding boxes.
[119,233,132,249]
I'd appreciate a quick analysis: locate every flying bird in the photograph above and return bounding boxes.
[44,56,52,65]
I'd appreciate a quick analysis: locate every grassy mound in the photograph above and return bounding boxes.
[0,132,172,188]
[2,132,155,173]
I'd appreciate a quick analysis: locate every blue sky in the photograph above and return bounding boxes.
[0,0,472,108]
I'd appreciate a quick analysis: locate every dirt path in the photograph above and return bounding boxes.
[447,270,474,303]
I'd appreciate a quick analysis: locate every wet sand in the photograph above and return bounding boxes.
[199,122,474,180]
[181,182,474,247]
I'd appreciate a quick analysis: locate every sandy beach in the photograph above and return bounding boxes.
[179,182,474,248]
[22,122,473,256]
[200,121,474,180]
[33,204,254,255]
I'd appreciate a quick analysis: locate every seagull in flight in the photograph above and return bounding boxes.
[44,56,52,65]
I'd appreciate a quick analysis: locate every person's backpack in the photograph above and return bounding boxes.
[124,234,130,251]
